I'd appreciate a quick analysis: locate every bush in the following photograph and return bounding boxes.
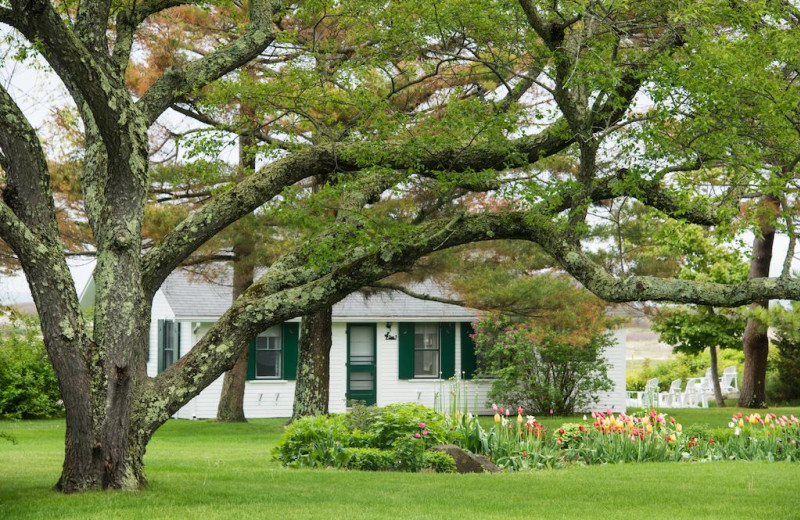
[344,448,395,471]
[0,315,62,419]
[273,403,458,472]
[769,304,800,402]
[473,314,614,414]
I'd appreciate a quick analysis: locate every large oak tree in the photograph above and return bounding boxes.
[2,0,800,493]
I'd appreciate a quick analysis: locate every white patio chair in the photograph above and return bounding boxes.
[680,379,708,408]
[659,379,683,408]
[627,377,659,408]
[642,378,659,409]
[719,366,738,394]
[626,391,642,408]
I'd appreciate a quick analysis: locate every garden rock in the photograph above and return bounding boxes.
[429,445,501,473]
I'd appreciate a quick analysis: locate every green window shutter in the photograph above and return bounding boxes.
[282,322,299,380]
[460,322,477,380]
[246,339,256,380]
[157,319,165,373]
[398,322,415,379]
[440,322,455,379]
[174,322,181,359]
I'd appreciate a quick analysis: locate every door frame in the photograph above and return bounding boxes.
[346,323,377,406]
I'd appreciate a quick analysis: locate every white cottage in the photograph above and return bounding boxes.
[79,271,627,418]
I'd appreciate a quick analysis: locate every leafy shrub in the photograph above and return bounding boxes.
[769,304,800,402]
[0,315,62,419]
[421,451,457,473]
[272,414,352,468]
[273,403,458,471]
[369,403,451,449]
[555,422,588,449]
[473,314,614,414]
[344,448,395,471]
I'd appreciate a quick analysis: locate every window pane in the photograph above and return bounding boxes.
[349,372,374,391]
[256,350,281,378]
[414,350,438,377]
[257,336,281,351]
[349,326,374,365]
[414,324,439,350]
[163,349,174,369]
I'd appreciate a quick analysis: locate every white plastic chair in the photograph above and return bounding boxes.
[681,379,708,408]
[642,378,659,408]
[719,366,738,394]
[659,379,683,408]
[626,378,659,408]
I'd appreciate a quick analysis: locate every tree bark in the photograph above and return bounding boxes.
[292,306,333,420]
[216,245,255,421]
[709,345,725,408]
[738,198,777,408]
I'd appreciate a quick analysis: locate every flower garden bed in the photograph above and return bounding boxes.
[273,403,800,472]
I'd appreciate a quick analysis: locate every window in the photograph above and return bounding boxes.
[414,323,440,378]
[157,319,180,373]
[255,325,282,379]
[399,322,454,380]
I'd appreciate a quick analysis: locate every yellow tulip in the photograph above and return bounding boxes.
[494,413,501,424]
[517,414,523,424]
[738,418,744,428]
[676,423,682,433]
[646,424,653,434]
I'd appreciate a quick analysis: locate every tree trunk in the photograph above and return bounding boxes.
[738,197,777,409]
[709,345,725,408]
[292,306,333,420]
[216,240,255,421]
[217,98,257,422]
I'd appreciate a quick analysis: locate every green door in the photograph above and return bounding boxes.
[346,323,377,406]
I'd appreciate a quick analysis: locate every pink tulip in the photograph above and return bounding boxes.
[414,433,421,439]
[422,430,428,436]
[418,422,426,429]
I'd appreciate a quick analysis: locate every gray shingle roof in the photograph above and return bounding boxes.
[161,270,477,321]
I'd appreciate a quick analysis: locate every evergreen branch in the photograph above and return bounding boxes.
[113,0,193,69]
[368,282,466,307]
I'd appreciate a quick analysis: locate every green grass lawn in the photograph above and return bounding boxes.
[2,408,800,520]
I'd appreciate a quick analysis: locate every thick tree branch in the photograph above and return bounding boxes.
[8,0,134,149]
[141,118,579,294]
[140,211,545,426]
[0,6,13,25]
[0,82,59,237]
[140,203,800,429]
[137,0,279,125]
[75,0,112,53]
[113,0,193,69]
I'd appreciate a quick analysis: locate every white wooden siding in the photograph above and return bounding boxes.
[146,291,175,377]
[149,303,627,419]
[590,329,627,413]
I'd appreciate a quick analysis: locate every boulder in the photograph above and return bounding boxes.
[429,444,501,473]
